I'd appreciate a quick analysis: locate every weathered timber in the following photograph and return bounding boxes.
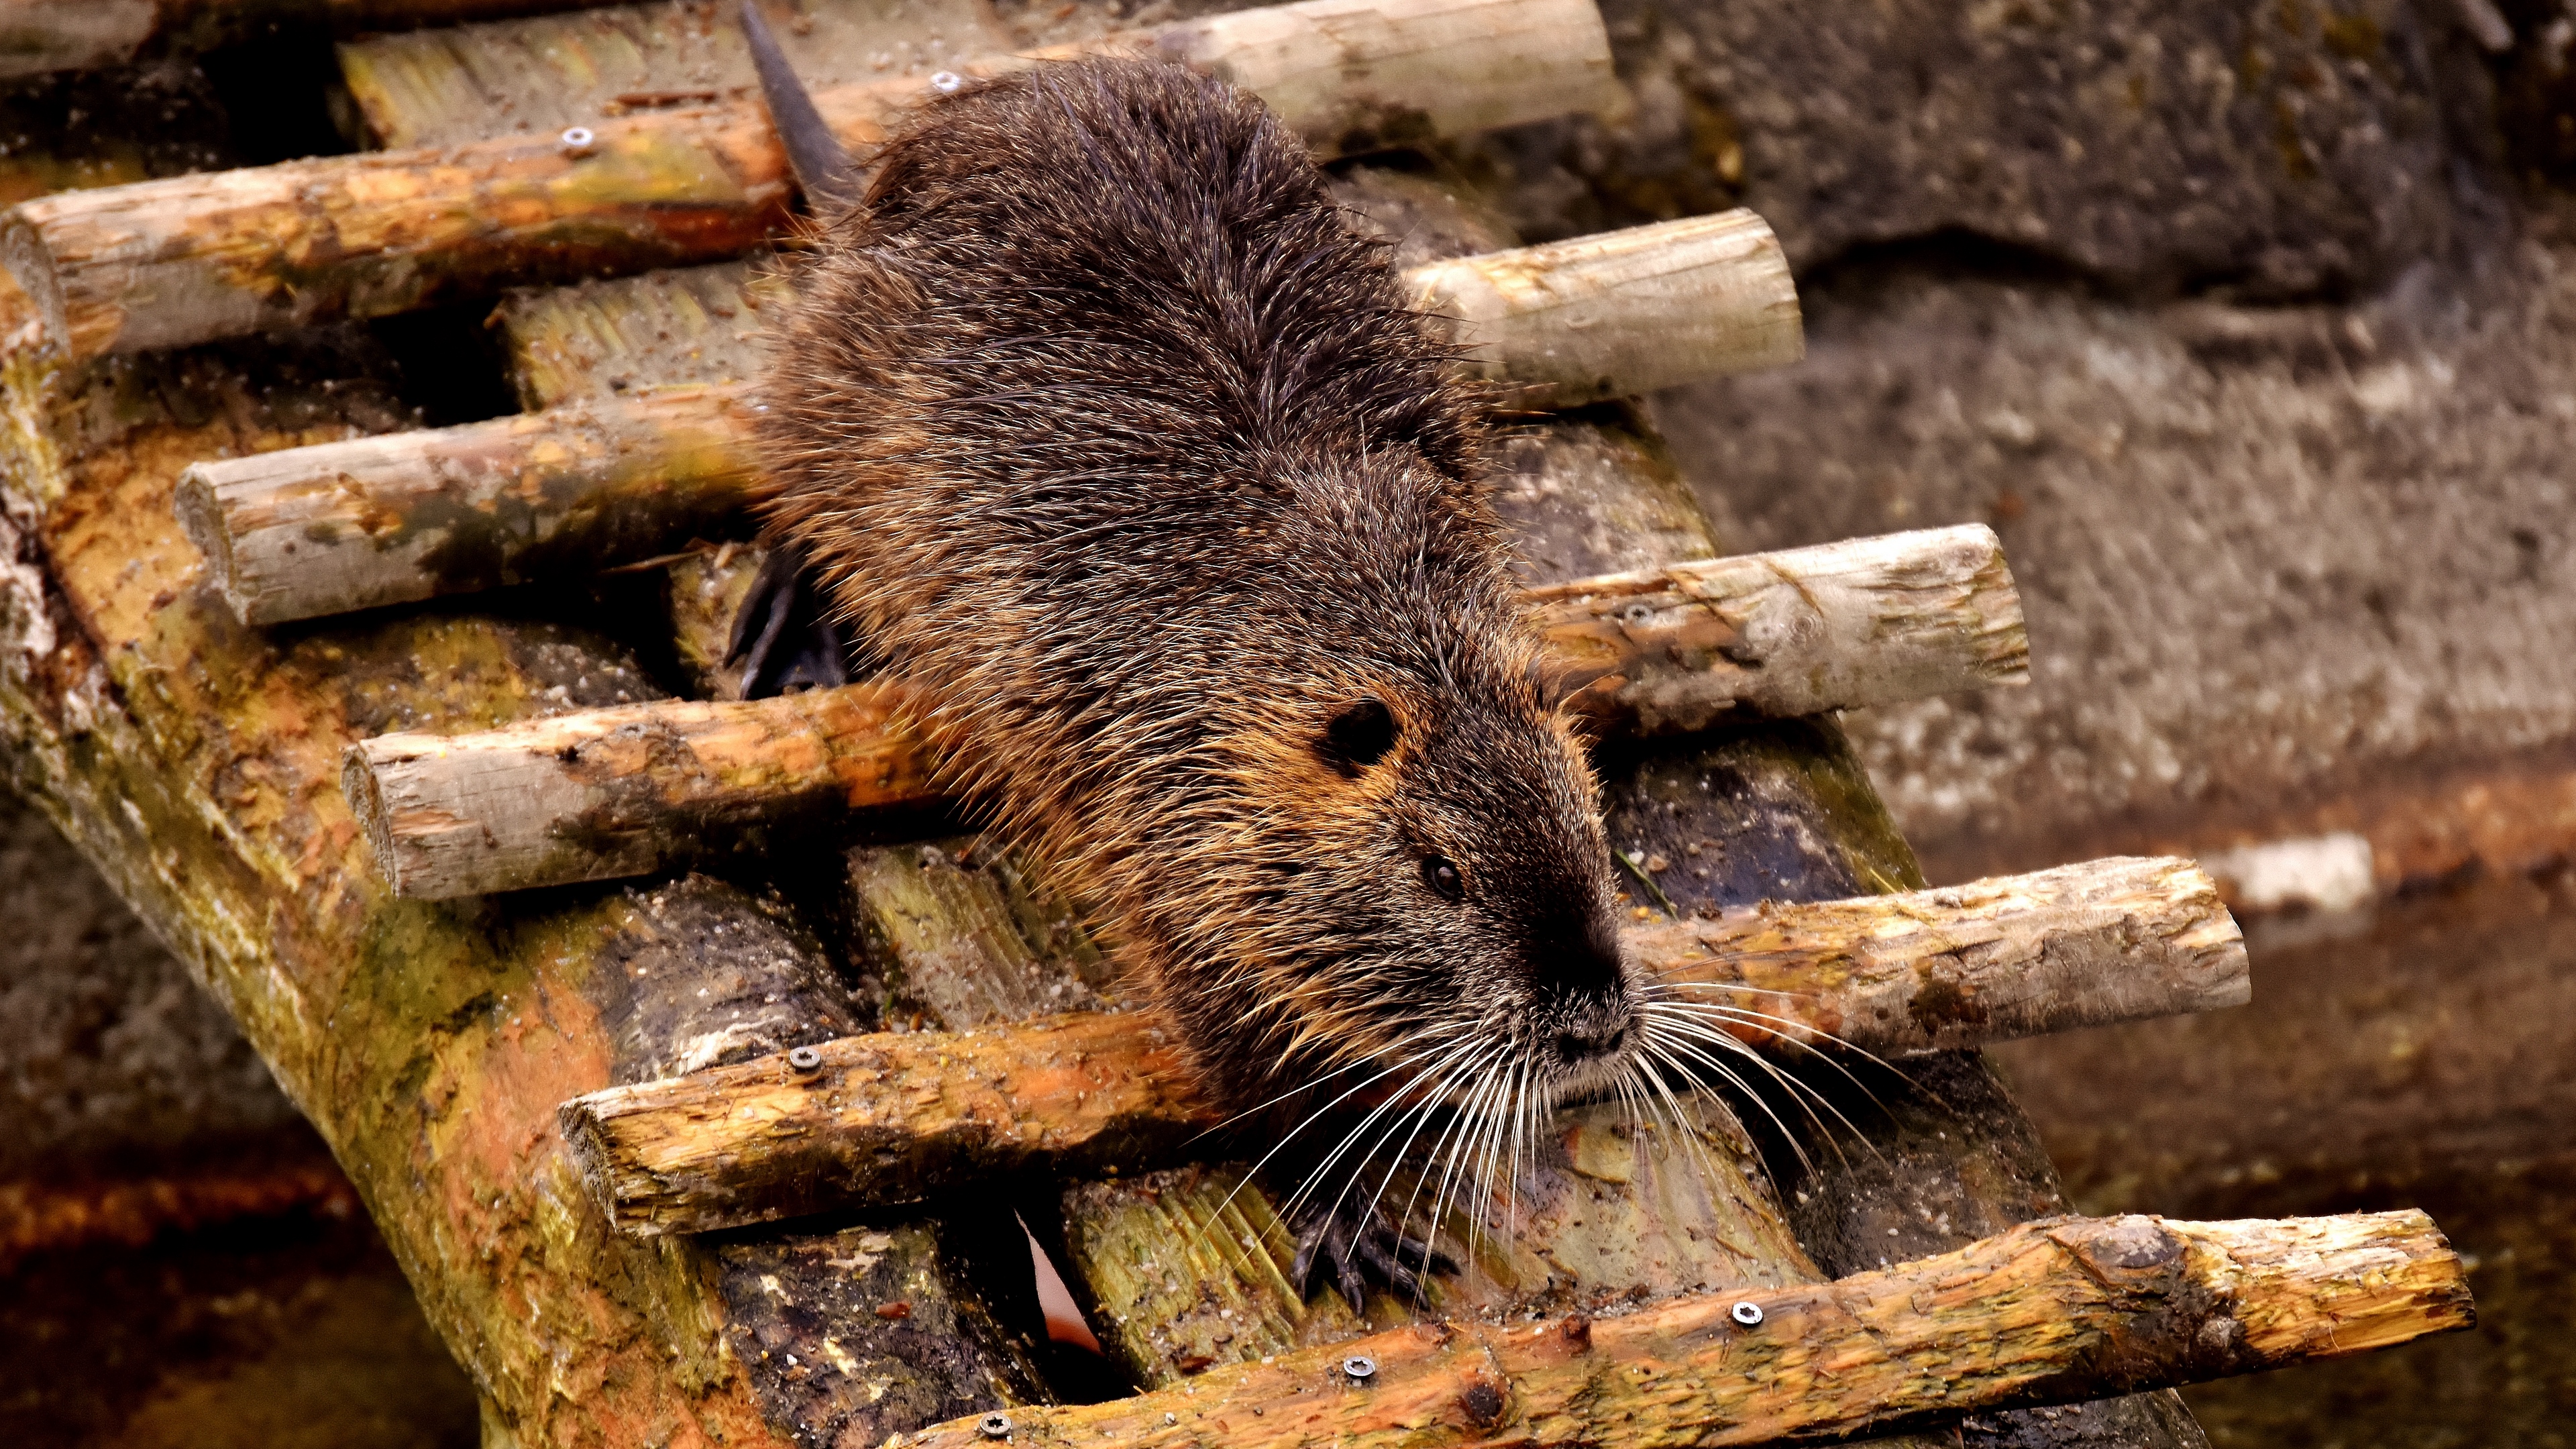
[345,681,934,899]
[1058,1095,1818,1384]
[344,528,2023,896]
[1414,209,1801,407]
[341,0,1012,150]
[906,1211,2472,1449]
[1535,523,2027,732]
[496,260,782,411]
[178,382,761,624]
[557,855,2243,1236]
[5,0,1622,358]
[191,221,1805,625]
[0,331,897,1446]
[0,1,635,81]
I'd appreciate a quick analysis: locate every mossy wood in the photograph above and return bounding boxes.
[2,0,1623,359]
[344,527,2025,899]
[182,214,1804,626]
[558,855,2245,1236]
[0,333,1046,1446]
[908,1212,2471,1449]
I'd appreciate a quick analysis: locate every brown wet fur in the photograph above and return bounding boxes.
[759,58,1636,1120]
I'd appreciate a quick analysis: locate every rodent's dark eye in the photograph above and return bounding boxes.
[1421,855,1464,902]
[1316,697,1398,777]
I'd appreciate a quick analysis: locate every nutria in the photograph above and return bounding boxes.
[738,19,1640,1306]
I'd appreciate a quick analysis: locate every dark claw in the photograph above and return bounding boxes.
[726,543,859,698]
[1287,1196,1458,1313]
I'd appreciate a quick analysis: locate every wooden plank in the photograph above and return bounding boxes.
[903,1210,2473,1449]
[0,0,634,80]
[345,527,2025,898]
[341,0,1016,150]
[184,213,1803,625]
[557,856,2245,1236]
[493,260,780,410]
[5,0,1625,359]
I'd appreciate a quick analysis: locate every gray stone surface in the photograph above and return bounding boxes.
[1652,235,2576,876]
[1460,0,2491,297]
[0,790,303,1179]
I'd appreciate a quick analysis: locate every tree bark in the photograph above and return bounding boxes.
[905,1212,2471,1449]
[177,382,760,625]
[345,682,935,900]
[3,0,1623,359]
[1412,211,1801,407]
[0,1,642,82]
[557,855,2243,1237]
[343,525,2025,899]
[181,217,1805,627]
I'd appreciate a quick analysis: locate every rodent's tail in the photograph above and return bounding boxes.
[739,1,861,213]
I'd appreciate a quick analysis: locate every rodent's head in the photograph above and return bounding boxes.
[1149,455,1639,1119]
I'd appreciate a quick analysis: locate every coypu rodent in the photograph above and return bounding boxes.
[738,24,1638,1305]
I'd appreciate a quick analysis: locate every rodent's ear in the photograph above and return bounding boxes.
[1315,697,1399,777]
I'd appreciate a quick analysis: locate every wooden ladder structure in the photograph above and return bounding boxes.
[0,1,2468,1446]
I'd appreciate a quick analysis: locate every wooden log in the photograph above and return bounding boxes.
[494,260,780,411]
[1413,210,1801,407]
[177,382,760,625]
[182,219,1807,625]
[1534,523,2028,732]
[345,528,2025,896]
[557,855,2243,1236]
[903,1210,2473,1449]
[345,681,934,900]
[4,0,1623,359]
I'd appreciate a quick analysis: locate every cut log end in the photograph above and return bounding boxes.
[0,210,73,356]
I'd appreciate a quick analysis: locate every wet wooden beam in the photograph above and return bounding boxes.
[904,1210,2473,1449]
[346,527,2025,897]
[557,855,2243,1236]
[5,0,1623,359]
[182,215,1805,625]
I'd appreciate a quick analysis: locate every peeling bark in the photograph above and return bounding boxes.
[905,1212,2471,1449]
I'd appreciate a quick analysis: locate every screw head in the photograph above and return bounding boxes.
[1342,1354,1377,1381]
[978,1413,1013,1439]
[787,1044,824,1072]
[930,70,963,93]
[559,126,597,157]
[1730,1300,1764,1327]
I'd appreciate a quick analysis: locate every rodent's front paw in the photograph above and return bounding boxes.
[1287,1195,1458,1313]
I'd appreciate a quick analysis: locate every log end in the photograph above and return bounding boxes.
[0,204,76,358]
[341,741,407,895]
[172,464,260,625]
[554,1091,639,1235]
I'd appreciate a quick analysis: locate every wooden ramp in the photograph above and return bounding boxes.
[0,3,2469,1447]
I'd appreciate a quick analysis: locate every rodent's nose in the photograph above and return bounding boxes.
[1554,1019,1632,1065]
[1532,904,1627,1001]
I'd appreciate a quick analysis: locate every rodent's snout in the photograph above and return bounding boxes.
[1532,906,1639,1076]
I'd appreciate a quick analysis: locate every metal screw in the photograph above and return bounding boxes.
[559,126,598,158]
[979,1413,1013,1439]
[1342,1354,1377,1381]
[1730,1301,1764,1327]
[787,1044,823,1072]
[930,70,963,93]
